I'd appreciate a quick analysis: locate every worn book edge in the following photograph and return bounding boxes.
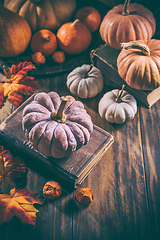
[75,132,114,187]
[90,44,160,108]
[0,93,114,190]
[0,126,114,189]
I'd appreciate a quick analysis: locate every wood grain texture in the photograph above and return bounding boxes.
[1,0,160,238]
[0,93,113,189]
[72,107,151,240]
[0,71,160,240]
[0,169,73,240]
[139,101,160,239]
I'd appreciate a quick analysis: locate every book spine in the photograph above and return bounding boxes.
[92,53,150,108]
[0,129,78,190]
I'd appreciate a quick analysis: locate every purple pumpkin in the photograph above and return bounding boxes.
[22,91,93,158]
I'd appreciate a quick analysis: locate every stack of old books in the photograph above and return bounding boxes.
[91,44,160,108]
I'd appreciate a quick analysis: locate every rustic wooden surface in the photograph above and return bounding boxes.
[0,71,160,240]
[1,0,160,238]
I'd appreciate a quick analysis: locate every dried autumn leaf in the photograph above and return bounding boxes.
[0,79,5,107]
[3,83,35,106]
[0,145,27,187]
[3,61,33,81]
[0,188,44,225]
[2,61,39,107]
[0,86,4,108]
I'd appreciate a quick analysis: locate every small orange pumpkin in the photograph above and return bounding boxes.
[117,40,160,90]
[99,0,156,50]
[30,29,57,57]
[74,6,101,32]
[57,19,92,55]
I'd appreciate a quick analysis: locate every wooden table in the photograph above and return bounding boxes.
[0,0,160,238]
[0,70,160,240]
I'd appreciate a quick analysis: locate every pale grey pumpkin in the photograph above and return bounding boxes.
[98,88,137,124]
[67,64,104,99]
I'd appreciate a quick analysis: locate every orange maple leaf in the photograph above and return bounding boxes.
[2,61,39,107]
[0,85,4,107]
[0,145,27,187]
[0,188,44,225]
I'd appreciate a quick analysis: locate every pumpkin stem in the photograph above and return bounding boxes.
[46,36,51,43]
[73,19,81,26]
[88,9,93,14]
[122,0,130,15]
[120,41,150,56]
[82,64,93,78]
[51,98,68,123]
[115,85,125,103]
[83,8,93,16]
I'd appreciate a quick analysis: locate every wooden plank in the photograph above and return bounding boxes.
[148,203,160,240]
[0,74,73,240]
[139,100,160,238]
[72,107,152,240]
[0,87,113,190]
[0,169,73,240]
[36,73,71,96]
[0,71,158,240]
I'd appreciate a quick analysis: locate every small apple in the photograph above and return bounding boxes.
[74,6,101,32]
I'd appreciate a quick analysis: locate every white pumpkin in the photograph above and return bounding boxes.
[98,87,137,124]
[66,64,104,99]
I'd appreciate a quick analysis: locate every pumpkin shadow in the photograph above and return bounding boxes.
[77,85,113,113]
[61,194,89,217]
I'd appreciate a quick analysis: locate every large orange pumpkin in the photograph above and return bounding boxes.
[117,40,160,90]
[99,0,156,50]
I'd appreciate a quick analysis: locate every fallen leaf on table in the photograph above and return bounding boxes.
[0,84,4,107]
[3,61,33,81]
[0,145,27,187]
[3,83,35,106]
[0,188,44,225]
[1,61,39,107]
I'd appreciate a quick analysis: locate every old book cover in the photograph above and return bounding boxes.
[91,44,160,108]
[0,94,114,190]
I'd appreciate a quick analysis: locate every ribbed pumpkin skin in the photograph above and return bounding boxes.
[4,0,76,32]
[98,90,137,124]
[117,39,160,90]
[67,64,104,99]
[22,92,93,159]
[100,3,156,50]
